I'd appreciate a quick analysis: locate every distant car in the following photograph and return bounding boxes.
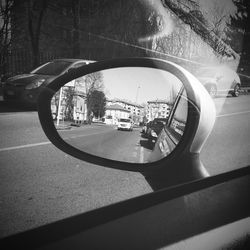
[142,121,150,135]
[141,124,147,134]
[195,66,241,98]
[143,121,153,137]
[3,59,93,107]
[117,118,133,131]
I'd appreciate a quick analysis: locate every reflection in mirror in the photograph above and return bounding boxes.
[50,67,188,163]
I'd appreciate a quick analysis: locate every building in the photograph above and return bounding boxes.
[50,78,88,124]
[106,99,144,124]
[105,104,130,125]
[146,99,171,121]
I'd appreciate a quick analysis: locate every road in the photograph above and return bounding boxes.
[0,95,250,237]
[57,125,152,163]
[201,95,250,175]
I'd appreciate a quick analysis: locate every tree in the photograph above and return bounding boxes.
[87,90,106,119]
[229,0,250,79]
[26,0,48,67]
[79,71,104,120]
[63,87,75,121]
[161,0,239,59]
[79,0,154,59]
[71,0,80,57]
[83,71,104,95]
[0,0,13,79]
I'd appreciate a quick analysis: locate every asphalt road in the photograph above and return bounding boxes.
[201,95,250,175]
[57,125,152,163]
[0,95,250,237]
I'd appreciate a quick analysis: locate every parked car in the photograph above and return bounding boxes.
[142,121,152,136]
[3,59,93,107]
[195,66,241,98]
[117,118,133,131]
[147,118,168,145]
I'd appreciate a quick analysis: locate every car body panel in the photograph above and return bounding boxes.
[3,74,54,105]
[195,66,241,96]
[3,59,93,106]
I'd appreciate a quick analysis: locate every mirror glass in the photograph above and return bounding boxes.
[50,67,188,163]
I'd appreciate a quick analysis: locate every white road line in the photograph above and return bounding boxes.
[0,141,51,152]
[216,110,250,118]
[0,129,114,153]
[140,146,144,163]
[133,146,138,159]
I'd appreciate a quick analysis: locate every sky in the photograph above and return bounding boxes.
[100,67,183,105]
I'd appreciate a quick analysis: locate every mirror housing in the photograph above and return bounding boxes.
[37,58,216,184]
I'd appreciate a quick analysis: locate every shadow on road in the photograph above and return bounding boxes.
[140,138,154,150]
[0,101,37,113]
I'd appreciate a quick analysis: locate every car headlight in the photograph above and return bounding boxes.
[25,79,45,89]
[151,130,157,137]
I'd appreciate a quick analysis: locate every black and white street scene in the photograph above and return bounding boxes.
[1,0,250,249]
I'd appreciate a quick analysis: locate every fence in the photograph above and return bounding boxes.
[1,49,72,80]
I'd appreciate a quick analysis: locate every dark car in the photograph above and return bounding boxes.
[3,59,93,107]
[147,118,168,145]
[142,121,152,136]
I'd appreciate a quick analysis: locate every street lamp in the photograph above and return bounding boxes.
[135,85,140,103]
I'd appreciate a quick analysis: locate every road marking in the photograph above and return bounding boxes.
[0,141,51,152]
[140,146,144,163]
[63,129,114,140]
[0,129,114,153]
[133,146,138,159]
[216,110,250,118]
[0,128,115,152]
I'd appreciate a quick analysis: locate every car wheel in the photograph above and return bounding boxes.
[232,84,240,97]
[206,84,217,98]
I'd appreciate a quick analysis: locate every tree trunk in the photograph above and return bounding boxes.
[72,0,80,57]
[27,0,48,67]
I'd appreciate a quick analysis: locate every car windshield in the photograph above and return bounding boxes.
[1,0,249,240]
[31,61,72,75]
[119,119,131,123]
[196,68,218,77]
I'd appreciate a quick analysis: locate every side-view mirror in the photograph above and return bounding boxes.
[37,58,216,187]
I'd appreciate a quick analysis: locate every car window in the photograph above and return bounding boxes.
[1,0,249,239]
[71,62,88,69]
[31,61,72,75]
[119,119,131,123]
